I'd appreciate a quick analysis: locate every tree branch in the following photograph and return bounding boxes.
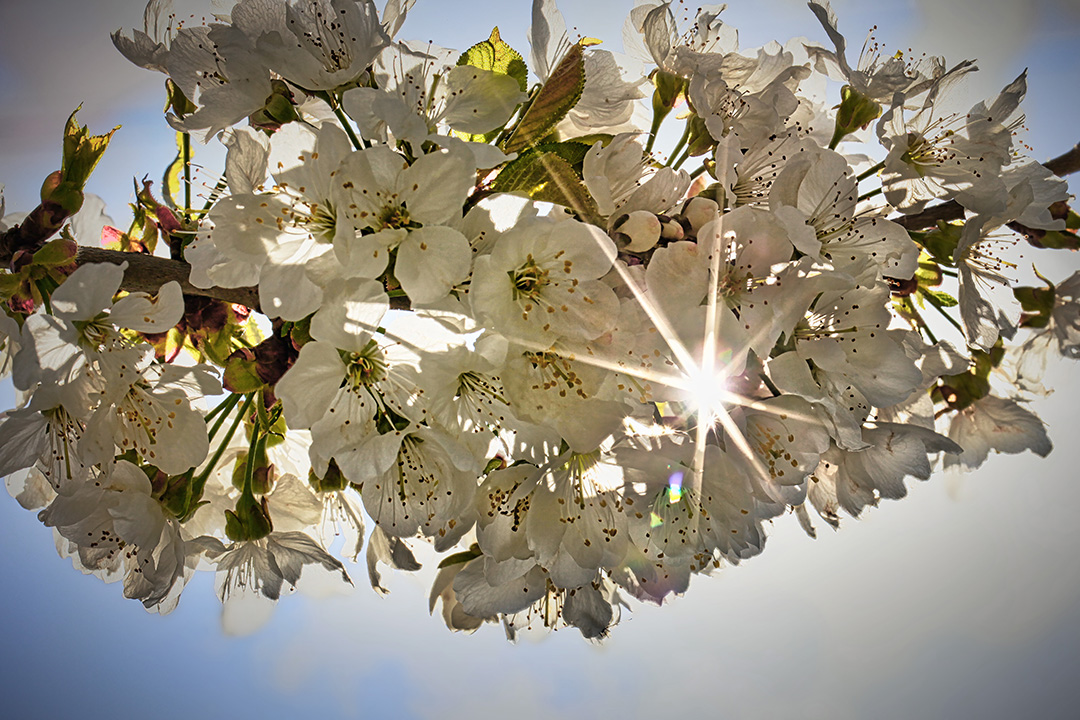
[11,141,1076,309]
[76,247,262,309]
[1044,143,1080,177]
[894,140,1080,231]
[74,247,411,312]
[895,200,964,230]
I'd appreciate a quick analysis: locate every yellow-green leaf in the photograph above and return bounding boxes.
[32,235,78,268]
[163,132,187,210]
[491,149,600,223]
[502,42,586,154]
[61,106,119,188]
[458,27,528,93]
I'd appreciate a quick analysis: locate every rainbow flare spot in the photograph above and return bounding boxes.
[667,471,683,504]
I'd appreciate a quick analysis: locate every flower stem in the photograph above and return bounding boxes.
[688,164,709,180]
[857,187,883,202]
[671,147,691,171]
[645,110,666,154]
[919,287,965,336]
[182,132,192,218]
[204,392,243,435]
[665,122,691,167]
[187,392,255,517]
[903,297,939,344]
[758,372,781,398]
[317,90,366,151]
[242,404,263,499]
[856,161,885,182]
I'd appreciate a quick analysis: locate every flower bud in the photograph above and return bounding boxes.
[830,85,882,148]
[682,197,719,232]
[652,70,687,111]
[224,347,264,394]
[660,217,685,241]
[309,459,349,494]
[614,210,662,252]
[225,493,274,542]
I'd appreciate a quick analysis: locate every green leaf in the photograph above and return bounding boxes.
[458,27,528,93]
[32,235,78,268]
[915,255,943,286]
[1014,285,1055,314]
[162,132,187,211]
[1033,229,1080,250]
[491,149,600,223]
[529,141,592,174]
[223,349,265,394]
[569,133,614,148]
[61,106,118,189]
[919,221,963,265]
[437,545,483,569]
[0,274,23,302]
[1014,282,1056,328]
[164,79,197,118]
[936,344,1003,411]
[921,288,958,308]
[1066,209,1080,231]
[502,42,587,154]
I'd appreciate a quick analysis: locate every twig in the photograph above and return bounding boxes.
[895,140,1080,230]
[72,246,411,312]
[76,247,262,309]
[1044,142,1080,177]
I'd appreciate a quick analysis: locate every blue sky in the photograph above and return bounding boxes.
[1,1,1079,718]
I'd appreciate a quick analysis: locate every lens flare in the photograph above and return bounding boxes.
[681,363,730,423]
[667,470,684,504]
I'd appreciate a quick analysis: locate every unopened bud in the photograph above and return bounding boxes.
[225,493,273,542]
[829,85,881,148]
[682,197,719,232]
[309,459,349,493]
[685,114,716,157]
[614,210,662,252]
[660,218,685,241]
[652,70,687,111]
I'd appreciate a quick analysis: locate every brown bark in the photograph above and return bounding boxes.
[75,247,263,309]
[893,141,1080,231]
[74,247,411,311]
[2,140,1076,311]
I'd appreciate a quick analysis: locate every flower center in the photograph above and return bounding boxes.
[379,204,411,230]
[309,201,337,243]
[509,256,550,301]
[344,340,387,388]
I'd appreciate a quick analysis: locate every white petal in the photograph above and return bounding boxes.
[395,226,472,305]
[277,342,347,429]
[52,263,125,320]
[110,281,184,332]
[309,278,388,351]
[442,66,527,135]
[400,150,472,226]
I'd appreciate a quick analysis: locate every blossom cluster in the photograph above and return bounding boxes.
[0,0,1076,639]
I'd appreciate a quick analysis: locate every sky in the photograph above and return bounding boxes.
[1,1,1080,719]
